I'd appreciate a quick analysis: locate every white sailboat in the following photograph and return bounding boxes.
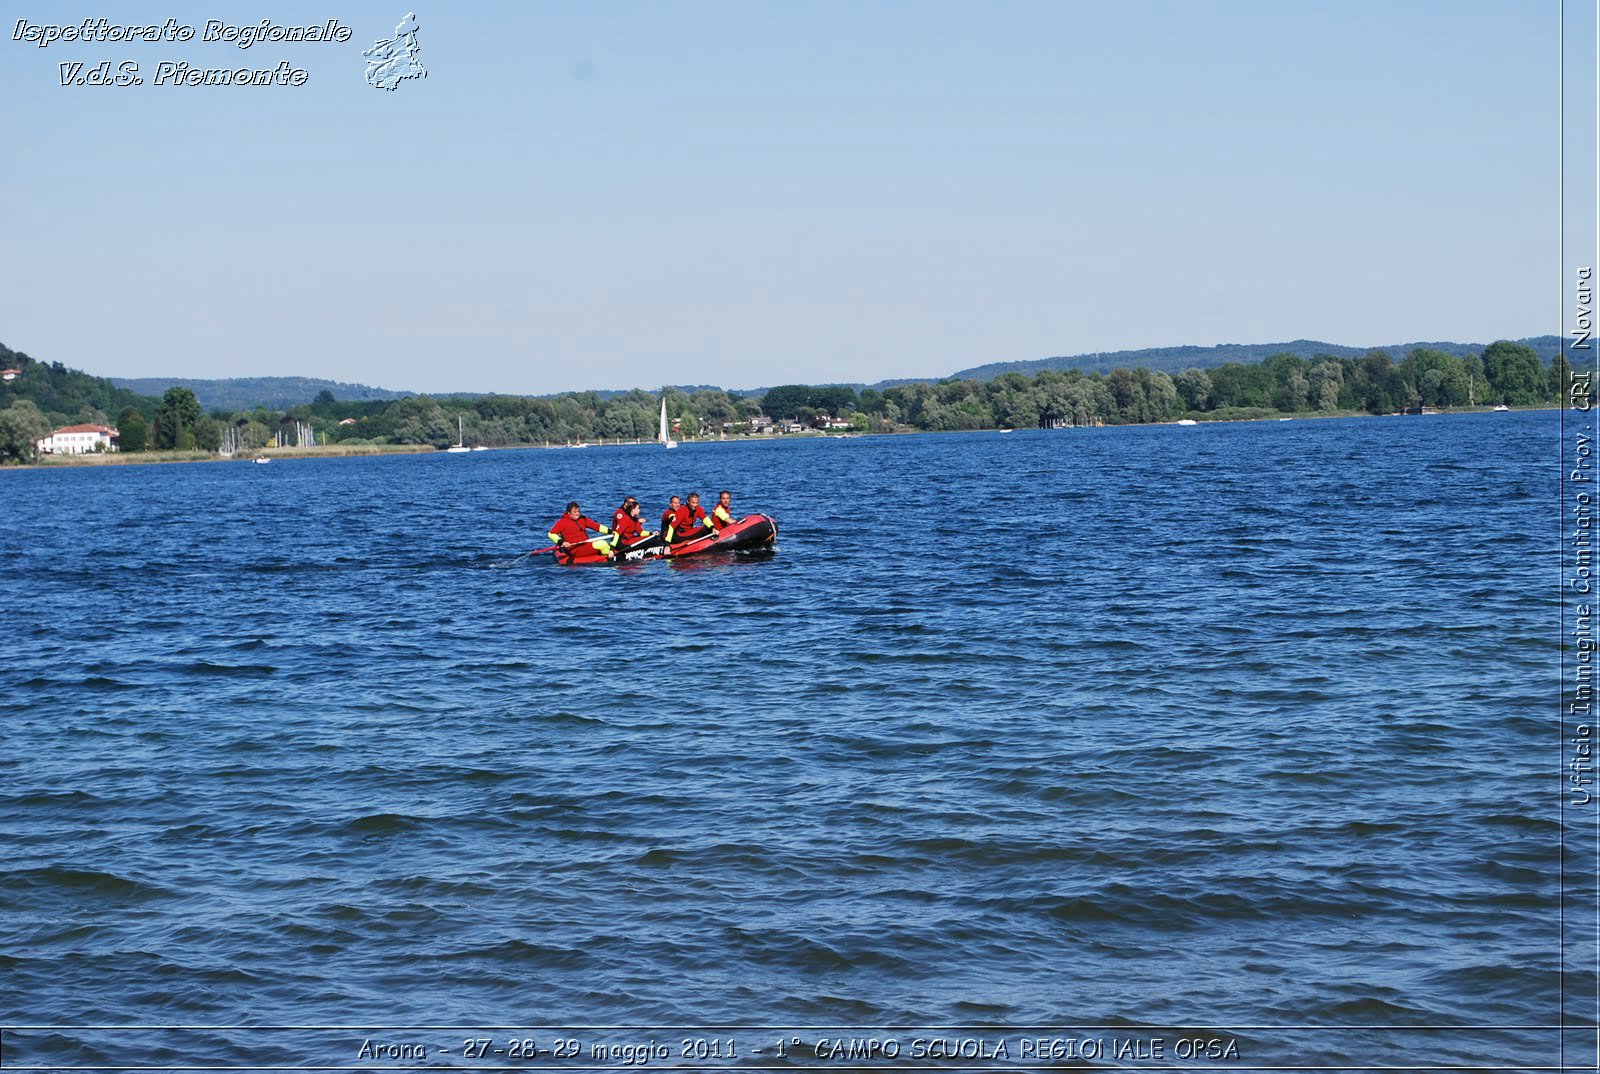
[446,415,470,453]
[660,397,678,449]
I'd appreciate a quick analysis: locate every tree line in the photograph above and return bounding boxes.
[0,338,1579,462]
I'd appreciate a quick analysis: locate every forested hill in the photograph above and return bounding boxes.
[111,376,414,411]
[948,335,1566,382]
[1,331,1578,465]
[0,340,154,418]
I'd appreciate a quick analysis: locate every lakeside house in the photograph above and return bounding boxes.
[37,423,119,454]
[338,417,359,425]
[1,368,19,382]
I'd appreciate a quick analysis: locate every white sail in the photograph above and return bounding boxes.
[660,396,678,449]
[446,414,469,452]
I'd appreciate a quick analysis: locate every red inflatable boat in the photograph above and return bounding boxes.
[550,514,777,566]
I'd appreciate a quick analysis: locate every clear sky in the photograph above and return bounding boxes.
[0,1,1576,395]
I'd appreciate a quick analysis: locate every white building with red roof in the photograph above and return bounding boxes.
[37,424,118,454]
[1,368,20,382]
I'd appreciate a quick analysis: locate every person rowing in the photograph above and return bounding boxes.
[613,496,645,541]
[673,492,711,542]
[547,501,611,554]
[609,496,664,556]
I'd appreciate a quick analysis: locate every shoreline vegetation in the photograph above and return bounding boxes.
[21,442,435,468]
[0,337,1579,467]
[3,402,1559,471]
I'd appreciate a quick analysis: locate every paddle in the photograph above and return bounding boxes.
[529,531,655,556]
[529,533,612,556]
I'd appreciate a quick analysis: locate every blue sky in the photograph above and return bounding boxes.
[0,1,1583,394]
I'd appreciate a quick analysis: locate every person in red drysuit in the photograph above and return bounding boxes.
[612,497,645,541]
[675,492,709,540]
[708,489,735,530]
[547,501,609,551]
[660,496,684,540]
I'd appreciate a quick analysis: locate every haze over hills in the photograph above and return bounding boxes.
[107,336,1561,409]
[944,335,1567,382]
[109,376,741,411]
[110,377,416,412]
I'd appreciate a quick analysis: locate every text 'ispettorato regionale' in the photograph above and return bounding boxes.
[13,18,354,87]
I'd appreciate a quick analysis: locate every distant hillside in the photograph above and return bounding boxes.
[949,335,1566,381]
[111,376,414,411]
[0,341,155,420]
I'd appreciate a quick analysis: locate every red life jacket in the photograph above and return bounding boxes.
[612,508,643,540]
[549,514,602,546]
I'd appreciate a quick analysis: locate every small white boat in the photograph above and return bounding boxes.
[253,455,270,464]
[1493,404,1511,412]
[997,429,1014,434]
[659,397,678,449]
[446,415,470,452]
[471,445,489,451]
[1176,419,1198,426]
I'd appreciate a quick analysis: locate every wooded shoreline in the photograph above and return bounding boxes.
[2,403,1558,472]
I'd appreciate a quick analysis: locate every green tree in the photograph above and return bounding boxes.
[1173,368,1213,411]
[1306,359,1343,411]
[1354,351,1402,413]
[117,406,147,451]
[813,385,858,417]
[1548,352,1574,403]
[1281,371,1311,412]
[1141,369,1180,420]
[759,385,813,420]
[1482,340,1544,404]
[690,390,738,430]
[0,400,52,463]
[1262,351,1310,393]
[240,419,271,449]
[193,416,223,452]
[157,387,201,449]
[388,396,455,446]
[1209,363,1276,409]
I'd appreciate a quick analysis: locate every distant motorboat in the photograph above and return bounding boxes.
[997,429,1014,434]
[1493,404,1511,412]
[253,455,270,464]
[1176,419,1198,426]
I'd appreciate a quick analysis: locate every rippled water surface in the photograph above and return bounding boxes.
[0,413,1572,1066]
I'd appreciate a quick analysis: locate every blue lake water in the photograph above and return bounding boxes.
[0,412,1579,1069]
